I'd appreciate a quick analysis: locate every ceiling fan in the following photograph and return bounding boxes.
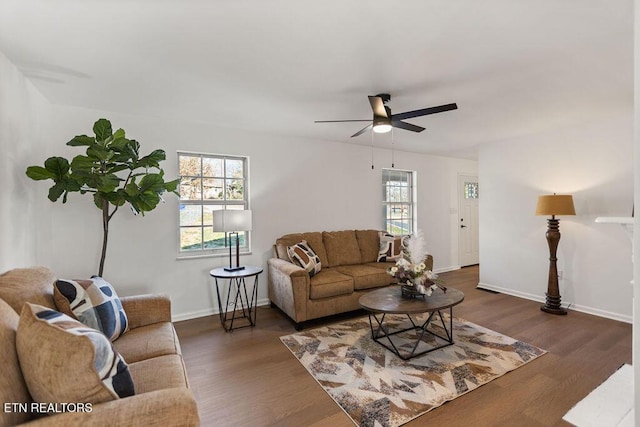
[315,94,457,137]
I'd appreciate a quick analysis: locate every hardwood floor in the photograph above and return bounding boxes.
[174,266,631,426]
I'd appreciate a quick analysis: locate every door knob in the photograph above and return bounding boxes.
[460,224,467,228]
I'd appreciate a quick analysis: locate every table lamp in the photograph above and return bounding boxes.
[213,210,252,272]
[535,194,575,315]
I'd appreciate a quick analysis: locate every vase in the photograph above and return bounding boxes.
[401,283,426,299]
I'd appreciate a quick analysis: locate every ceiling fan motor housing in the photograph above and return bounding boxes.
[375,93,391,103]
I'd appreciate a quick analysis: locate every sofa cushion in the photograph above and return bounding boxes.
[356,229,381,263]
[323,230,362,267]
[287,240,322,277]
[309,269,353,300]
[377,232,405,262]
[16,303,135,405]
[54,277,129,341]
[128,354,190,394]
[0,267,57,313]
[276,232,329,267]
[335,265,392,290]
[0,298,32,427]
[112,321,181,364]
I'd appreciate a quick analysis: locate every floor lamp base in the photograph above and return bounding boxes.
[541,292,567,315]
[540,305,568,315]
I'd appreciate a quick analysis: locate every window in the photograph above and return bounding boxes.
[464,182,479,199]
[382,169,415,235]
[178,152,249,255]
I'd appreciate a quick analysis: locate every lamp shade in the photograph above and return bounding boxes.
[213,210,252,232]
[535,195,576,216]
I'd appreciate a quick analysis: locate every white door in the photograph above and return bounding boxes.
[458,175,479,266]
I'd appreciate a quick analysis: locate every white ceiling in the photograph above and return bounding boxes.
[0,0,633,159]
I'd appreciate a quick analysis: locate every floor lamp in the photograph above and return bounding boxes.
[535,194,575,315]
[213,210,252,272]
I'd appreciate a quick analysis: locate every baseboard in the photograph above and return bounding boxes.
[172,298,271,322]
[477,282,632,324]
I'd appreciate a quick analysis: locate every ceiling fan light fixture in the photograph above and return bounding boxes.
[373,117,392,134]
[373,124,392,133]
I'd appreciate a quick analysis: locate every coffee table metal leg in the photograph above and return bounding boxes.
[367,307,456,360]
[368,313,407,357]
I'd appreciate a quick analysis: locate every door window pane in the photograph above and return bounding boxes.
[464,182,479,199]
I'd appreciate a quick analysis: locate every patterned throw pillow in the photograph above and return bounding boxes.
[54,277,128,341]
[377,232,406,262]
[16,303,135,405]
[287,240,322,277]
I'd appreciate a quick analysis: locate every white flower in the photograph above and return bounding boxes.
[426,270,438,280]
[418,262,426,271]
[396,258,410,268]
[390,266,398,275]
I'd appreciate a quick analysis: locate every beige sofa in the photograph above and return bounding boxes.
[0,267,199,427]
[268,229,433,329]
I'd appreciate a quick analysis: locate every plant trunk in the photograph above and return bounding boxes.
[98,200,109,277]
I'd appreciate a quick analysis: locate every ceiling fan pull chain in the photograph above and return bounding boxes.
[371,130,374,169]
[391,127,395,168]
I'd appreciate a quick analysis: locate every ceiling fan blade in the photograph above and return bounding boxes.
[351,124,373,137]
[392,121,425,133]
[368,96,388,118]
[392,103,458,121]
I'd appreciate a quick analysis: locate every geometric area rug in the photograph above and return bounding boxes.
[280,313,547,427]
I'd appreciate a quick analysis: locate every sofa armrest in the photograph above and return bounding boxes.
[425,254,434,271]
[120,294,172,329]
[21,388,199,426]
[267,258,310,323]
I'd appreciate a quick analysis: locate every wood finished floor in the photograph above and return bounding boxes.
[174,266,632,427]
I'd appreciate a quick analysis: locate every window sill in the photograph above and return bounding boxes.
[176,251,252,261]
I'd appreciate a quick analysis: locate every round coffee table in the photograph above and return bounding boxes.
[359,286,465,360]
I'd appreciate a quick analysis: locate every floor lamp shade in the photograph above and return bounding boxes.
[535,194,575,315]
[213,210,252,271]
[535,194,576,217]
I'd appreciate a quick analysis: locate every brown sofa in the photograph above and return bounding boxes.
[0,267,199,427]
[268,229,433,329]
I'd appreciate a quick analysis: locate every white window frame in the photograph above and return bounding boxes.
[382,168,416,235]
[177,151,250,258]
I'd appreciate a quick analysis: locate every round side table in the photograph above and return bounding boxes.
[209,266,263,332]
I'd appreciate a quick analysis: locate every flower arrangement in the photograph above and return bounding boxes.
[387,229,446,297]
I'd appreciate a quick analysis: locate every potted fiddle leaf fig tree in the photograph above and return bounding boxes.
[26,118,179,276]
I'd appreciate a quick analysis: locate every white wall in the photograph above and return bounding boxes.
[0,51,52,272]
[479,112,633,322]
[37,105,477,319]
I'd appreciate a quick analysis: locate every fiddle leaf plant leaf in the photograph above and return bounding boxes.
[87,145,114,162]
[138,173,165,193]
[164,178,179,195]
[48,182,65,202]
[67,135,95,147]
[112,128,126,140]
[26,166,55,181]
[44,157,70,181]
[93,118,113,142]
[137,149,166,169]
